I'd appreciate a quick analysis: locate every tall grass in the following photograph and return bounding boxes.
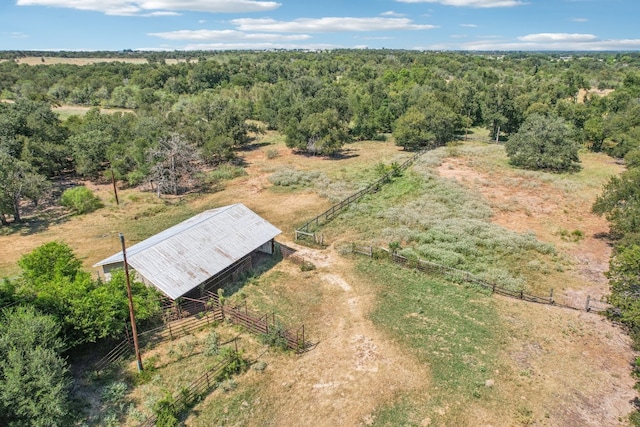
[325,151,557,291]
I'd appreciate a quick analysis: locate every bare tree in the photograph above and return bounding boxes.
[146,133,201,197]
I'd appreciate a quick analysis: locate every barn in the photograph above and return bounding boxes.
[93,203,281,300]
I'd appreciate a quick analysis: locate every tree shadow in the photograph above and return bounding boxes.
[0,209,73,236]
[238,141,272,152]
[291,148,359,160]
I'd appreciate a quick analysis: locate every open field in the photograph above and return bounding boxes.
[3,57,147,65]
[0,57,188,65]
[1,134,636,426]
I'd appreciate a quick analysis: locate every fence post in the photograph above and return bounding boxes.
[492,283,496,294]
[585,295,591,312]
[549,288,554,304]
[520,290,524,299]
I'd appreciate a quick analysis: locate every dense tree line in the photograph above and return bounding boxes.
[1,50,640,225]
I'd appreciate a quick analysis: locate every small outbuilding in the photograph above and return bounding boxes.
[94,203,281,300]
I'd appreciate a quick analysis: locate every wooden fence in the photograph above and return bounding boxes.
[222,301,312,353]
[94,304,223,372]
[350,244,610,314]
[95,291,312,372]
[138,353,235,427]
[295,151,424,240]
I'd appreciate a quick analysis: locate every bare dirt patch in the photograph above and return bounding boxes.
[438,151,636,425]
[238,242,430,427]
[438,155,620,301]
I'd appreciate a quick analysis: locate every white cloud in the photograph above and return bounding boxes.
[518,33,597,42]
[148,29,311,42]
[354,36,394,40]
[381,11,405,17]
[16,0,281,16]
[231,17,437,32]
[396,0,525,7]
[456,33,640,50]
[571,17,588,22]
[10,32,30,39]
[460,23,477,27]
[142,11,180,17]
[145,42,340,51]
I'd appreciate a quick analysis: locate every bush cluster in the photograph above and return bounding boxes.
[60,186,103,214]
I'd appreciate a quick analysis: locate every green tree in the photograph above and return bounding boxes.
[68,129,111,177]
[18,241,83,286]
[393,107,430,150]
[285,109,349,156]
[0,150,50,224]
[17,242,161,346]
[0,306,70,427]
[592,168,640,238]
[605,245,640,343]
[505,113,581,172]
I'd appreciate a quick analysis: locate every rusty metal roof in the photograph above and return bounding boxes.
[94,203,281,299]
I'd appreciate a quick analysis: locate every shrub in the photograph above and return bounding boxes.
[260,323,290,351]
[208,163,247,181]
[266,148,279,159]
[268,167,328,188]
[300,260,316,272]
[204,331,220,356]
[60,186,102,214]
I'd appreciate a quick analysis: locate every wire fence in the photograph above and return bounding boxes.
[349,244,610,314]
[294,150,424,240]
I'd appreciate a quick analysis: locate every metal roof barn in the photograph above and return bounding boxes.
[94,203,281,300]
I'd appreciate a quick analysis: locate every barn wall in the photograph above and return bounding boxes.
[257,239,275,255]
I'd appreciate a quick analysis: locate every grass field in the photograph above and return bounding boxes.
[1,133,635,426]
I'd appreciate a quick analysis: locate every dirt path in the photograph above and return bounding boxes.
[254,241,431,427]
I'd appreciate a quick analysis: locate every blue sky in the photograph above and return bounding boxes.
[1,0,639,51]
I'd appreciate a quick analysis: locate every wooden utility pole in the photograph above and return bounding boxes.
[110,166,119,206]
[120,233,143,372]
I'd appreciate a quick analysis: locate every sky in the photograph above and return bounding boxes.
[0,0,639,52]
